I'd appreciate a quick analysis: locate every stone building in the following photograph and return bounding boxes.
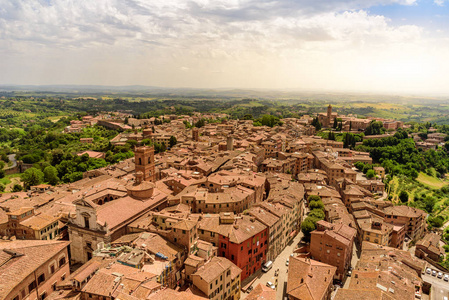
[68,175,167,264]
[0,240,70,300]
[310,220,356,281]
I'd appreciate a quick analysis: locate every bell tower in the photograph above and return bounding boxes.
[327,104,332,127]
[134,146,155,182]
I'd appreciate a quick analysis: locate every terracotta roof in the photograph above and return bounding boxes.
[0,240,70,300]
[287,257,336,300]
[246,283,276,300]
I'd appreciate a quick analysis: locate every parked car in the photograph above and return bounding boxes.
[444,274,449,281]
[426,268,431,274]
[438,272,443,279]
[266,281,275,290]
[432,270,437,276]
[262,261,273,272]
[286,259,289,266]
[246,286,253,293]
[347,270,352,276]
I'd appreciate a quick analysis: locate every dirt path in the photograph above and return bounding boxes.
[6,176,21,192]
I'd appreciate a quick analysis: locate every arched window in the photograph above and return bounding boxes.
[138,158,142,165]
[148,157,151,164]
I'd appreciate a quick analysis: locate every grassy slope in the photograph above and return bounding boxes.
[416,172,448,189]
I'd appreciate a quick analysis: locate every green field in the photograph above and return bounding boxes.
[417,172,448,189]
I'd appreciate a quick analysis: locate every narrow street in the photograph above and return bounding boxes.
[342,242,361,289]
[241,230,305,299]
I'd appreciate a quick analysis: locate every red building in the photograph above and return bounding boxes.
[218,215,268,281]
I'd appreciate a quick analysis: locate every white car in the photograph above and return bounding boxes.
[426,268,431,274]
[438,272,443,279]
[266,281,275,290]
[444,274,449,282]
[286,259,289,266]
[432,270,437,276]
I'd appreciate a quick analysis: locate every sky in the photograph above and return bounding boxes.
[0,0,449,95]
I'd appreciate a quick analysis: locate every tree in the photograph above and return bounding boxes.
[309,200,324,210]
[308,209,325,220]
[312,117,322,131]
[21,167,44,190]
[43,166,59,185]
[169,136,177,148]
[399,190,409,203]
[328,131,336,141]
[301,217,317,237]
[308,195,321,202]
[366,169,376,179]
[12,184,22,192]
[429,215,444,228]
[444,141,449,152]
[194,118,206,128]
[51,149,65,166]
[0,184,4,192]
[365,120,386,136]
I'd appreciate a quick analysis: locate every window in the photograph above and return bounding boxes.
[84,216,90,229]
[28,281,37,293]
[59,257,66,268]
[38,273,45,285]
[50,264,55,274]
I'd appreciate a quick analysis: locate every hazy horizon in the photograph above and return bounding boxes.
[1,0,449,95]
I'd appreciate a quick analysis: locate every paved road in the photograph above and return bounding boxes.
[7,154,17,169]
[342,242,361,290]
[423,273,449,300]
[241,230,305,299]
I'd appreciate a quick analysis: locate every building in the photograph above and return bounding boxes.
[317,105,338,128]
[80,260,159,299]
[218,215,268,281]
[310,220,356,280]
[68,175,167,264]
[0,207,60,240]
[135,146,156,182]
[415,232,444,262]
[383,206,426,241]
[286,257,336,300]
[335,242,425,300]
[246,283,276,300]
[0,239,70,300]
[355,214,393,246]
[191,256,241,300]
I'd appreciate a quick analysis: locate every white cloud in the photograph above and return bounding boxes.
[0,0,447,95]
[434,0,446,6]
